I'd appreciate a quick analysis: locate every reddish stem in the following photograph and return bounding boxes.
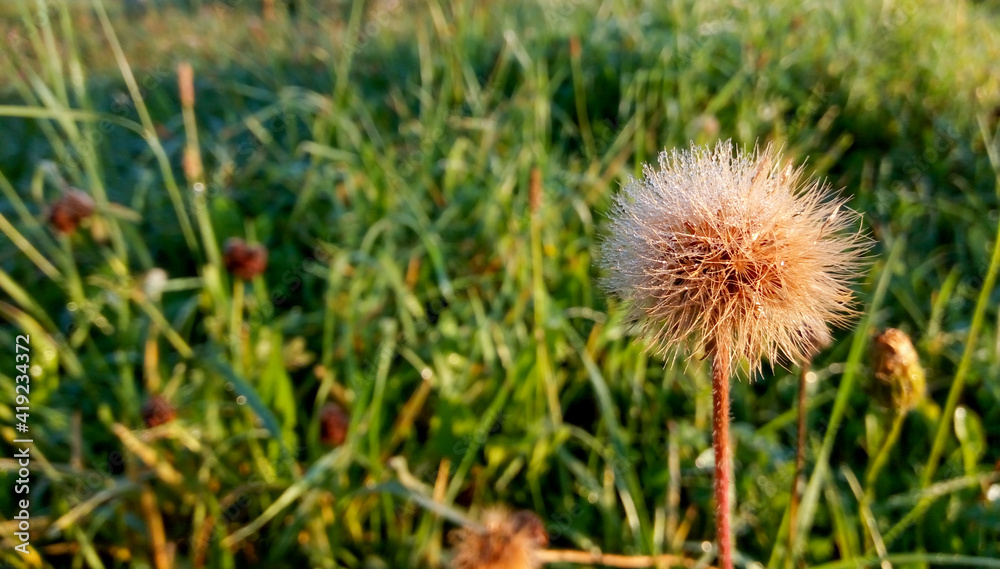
[712,342,733,569]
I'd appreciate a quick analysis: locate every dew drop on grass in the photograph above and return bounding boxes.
[236,395,247,405]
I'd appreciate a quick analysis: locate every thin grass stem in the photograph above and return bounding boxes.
[884,115,1000,547]
[920,115,1000,486]
[537,548,716,568]
[865,410,907,500]
[787,358,811,567]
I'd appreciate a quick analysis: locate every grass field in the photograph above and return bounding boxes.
[1,0,999,567]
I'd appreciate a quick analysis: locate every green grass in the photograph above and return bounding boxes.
[1,0,999,567]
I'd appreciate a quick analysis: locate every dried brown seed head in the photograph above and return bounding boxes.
[319,402,349,447]
[871,328,925,412]
[449,508,546,569]
[48,189,95,234]
[223,238,269,280]
[599,141,869,372]
[142,395,177,428]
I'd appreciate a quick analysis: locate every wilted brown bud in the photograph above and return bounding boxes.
[48,189,95,234]
[142,395,177,428]
[871,328,925,413]
[319,402,349,447]
[450,508,547,569]
[223,238,268,280]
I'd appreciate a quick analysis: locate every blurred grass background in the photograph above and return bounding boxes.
[0,0,999,567]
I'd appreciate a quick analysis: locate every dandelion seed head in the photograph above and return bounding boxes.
[599,140,869,373]
[449,508,547,569]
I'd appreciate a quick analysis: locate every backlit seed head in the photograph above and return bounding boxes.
[599,141,869,372]
[870,328,925,413]
[449,508,548,569]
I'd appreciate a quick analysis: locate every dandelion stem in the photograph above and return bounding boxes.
[712,340,733,569]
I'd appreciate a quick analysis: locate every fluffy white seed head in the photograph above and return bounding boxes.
[599,140,869,373]
[449,508,548,569]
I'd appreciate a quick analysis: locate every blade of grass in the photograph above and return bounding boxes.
[842,465,891,568]
[222,446,351,547]
[780,236,903,567]
[561,318,651,552]
[530,167,562,427]
[90,0,199,257]
[0,211,61,281]
[881,115,1000,547]
[920,115,1000,487]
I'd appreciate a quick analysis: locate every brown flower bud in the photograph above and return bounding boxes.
[223,238,268,280]
[871,328,925,413]
[319,402,349,447]
[142,395,177,428]
[48,189,95,234]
